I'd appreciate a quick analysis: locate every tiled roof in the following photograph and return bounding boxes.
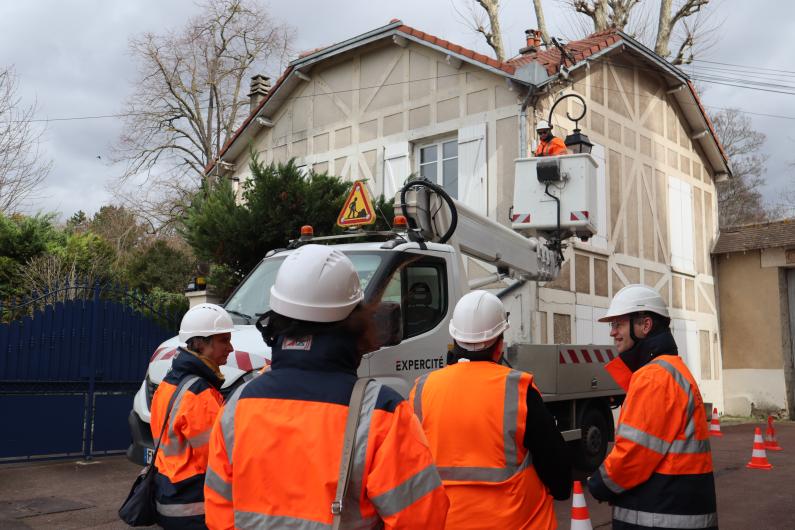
[395,23,516,75]
[713,219,795,254]
[508,29,622,75]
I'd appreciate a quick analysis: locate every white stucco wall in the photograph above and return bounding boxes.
[723,368,789,416]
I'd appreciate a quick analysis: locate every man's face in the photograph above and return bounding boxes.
[203,332,234,366]
[608,316,651,354]
[537,128,551,140]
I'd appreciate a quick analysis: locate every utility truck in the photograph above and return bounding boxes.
[127,152,624,472]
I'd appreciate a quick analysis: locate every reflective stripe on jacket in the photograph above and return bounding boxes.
[410,362,556,530]
[204,333,449,530]
[589,355,717,530]
[534,136,567,156]
[151,349,224,529]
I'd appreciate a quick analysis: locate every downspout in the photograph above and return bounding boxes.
[519,85,538,158]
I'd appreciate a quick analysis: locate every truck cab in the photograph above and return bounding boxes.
[128,153,623,471]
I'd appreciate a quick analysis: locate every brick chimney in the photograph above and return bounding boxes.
[248,74,271,114]
[519,29,542,54]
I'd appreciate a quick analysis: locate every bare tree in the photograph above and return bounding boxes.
[710,108,771,227]
[114,0,293,226]
[655,0,709,64]
[563,0,713,65]
[454,0,506,61]
[531,0,552,47]
[0,67,51,214]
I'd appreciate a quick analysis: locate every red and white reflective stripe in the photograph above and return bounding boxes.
[511,213,532,223]
[558,348,616,364]
[234,350,254,372]
[569,211,590,221]
[151,347,178,362]
[150,346,169,362]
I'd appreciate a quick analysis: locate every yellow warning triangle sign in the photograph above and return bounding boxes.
[337,181,376,227]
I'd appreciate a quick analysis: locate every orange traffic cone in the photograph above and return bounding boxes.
[764,416,783,451]
[709,407,722,437]
[746,427,773,469]
[571,480,593,530]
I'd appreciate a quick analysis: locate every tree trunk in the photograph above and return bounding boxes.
[532,0,551,46]
[476,0,506,61]
[655,0,674,57]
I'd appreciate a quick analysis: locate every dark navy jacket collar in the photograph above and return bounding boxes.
[165,347,224,390]
[270,332,359,375]
[621,328,679,373]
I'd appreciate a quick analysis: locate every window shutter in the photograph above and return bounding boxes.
[668,176,694,272]
[383,142,410,199]
[591,143,608,249]
[457,123,487,215]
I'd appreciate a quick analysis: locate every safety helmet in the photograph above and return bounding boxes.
[536,119,552,131]
[178,303,235,343]
[598,284,670,322]
[449,290,510,351]
[270,244,364,323]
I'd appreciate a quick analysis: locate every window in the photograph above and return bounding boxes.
[418,139,459,198]
[397,260,448,338]
[668,176,694,272]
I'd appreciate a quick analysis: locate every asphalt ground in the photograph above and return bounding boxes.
[0,421,792,529]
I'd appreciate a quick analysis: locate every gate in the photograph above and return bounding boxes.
[0,282,181,462]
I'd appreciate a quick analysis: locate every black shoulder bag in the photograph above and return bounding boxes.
[118,375,198,526]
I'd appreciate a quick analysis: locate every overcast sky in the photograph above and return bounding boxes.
[1,0,792,219]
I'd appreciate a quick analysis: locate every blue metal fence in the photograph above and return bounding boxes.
[0,282,181,462]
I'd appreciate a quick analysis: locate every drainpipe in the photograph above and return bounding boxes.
[519,85,538,158]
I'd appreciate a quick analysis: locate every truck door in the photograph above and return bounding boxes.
[360,252,454,396]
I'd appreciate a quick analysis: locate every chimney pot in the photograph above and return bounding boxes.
[248,74,272,114]
[520,29,542,54]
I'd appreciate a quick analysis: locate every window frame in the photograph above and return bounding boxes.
[414,136,459,197]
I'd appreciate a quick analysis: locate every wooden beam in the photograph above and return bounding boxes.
[393,35,408,48]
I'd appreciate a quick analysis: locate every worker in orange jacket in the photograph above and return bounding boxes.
[587,284,717,529]
[150,303,235,529]
[534,120,568,156]
[410,290,571,530]
[204,244,449,530]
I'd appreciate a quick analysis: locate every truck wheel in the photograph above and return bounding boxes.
[575,406,609,472]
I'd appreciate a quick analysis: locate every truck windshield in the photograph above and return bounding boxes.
[223,252,384,323]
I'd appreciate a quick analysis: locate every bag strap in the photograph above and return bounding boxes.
[150,375,200,466]
[331,377,373,530]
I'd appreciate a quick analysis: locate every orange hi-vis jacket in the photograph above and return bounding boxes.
[150,348,225,529]
[588,354,717,530]
[204,333,449,530]
[410,361,558,530]
[534,135,568,156]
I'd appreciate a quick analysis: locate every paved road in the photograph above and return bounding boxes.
[0,421,792,529]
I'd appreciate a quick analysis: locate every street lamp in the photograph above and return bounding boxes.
[547,93,593,155]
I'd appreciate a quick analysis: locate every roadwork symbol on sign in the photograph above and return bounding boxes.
[337,181,376,227]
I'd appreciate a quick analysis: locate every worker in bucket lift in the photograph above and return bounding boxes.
[150,303,235,529]
[587,284,717,530]
[534,120,568,156]
[410,290,571,530]
[204,244,449,529]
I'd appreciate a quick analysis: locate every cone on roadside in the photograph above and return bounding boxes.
[746,427,773,469]
[571,480,593,530]
[709,407,723,437]
[764,415,783,451]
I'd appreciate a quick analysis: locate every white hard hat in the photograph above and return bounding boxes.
[449,290,510,351]
[270,244,363,323]
[536,120,551,130]
[598,284,670,322]
[179,303,235,343]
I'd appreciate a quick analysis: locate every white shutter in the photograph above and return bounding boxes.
[681,181,694,271]
[591,143,608,248]
[575,305,594,344]
[383,142,410,200]
[457,123,487,215]
[668,176,694,272]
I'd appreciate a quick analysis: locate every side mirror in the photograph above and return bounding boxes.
[371,301,403,349]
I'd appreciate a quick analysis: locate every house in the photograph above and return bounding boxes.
[713,219,795,418]
[208,20,731,408]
